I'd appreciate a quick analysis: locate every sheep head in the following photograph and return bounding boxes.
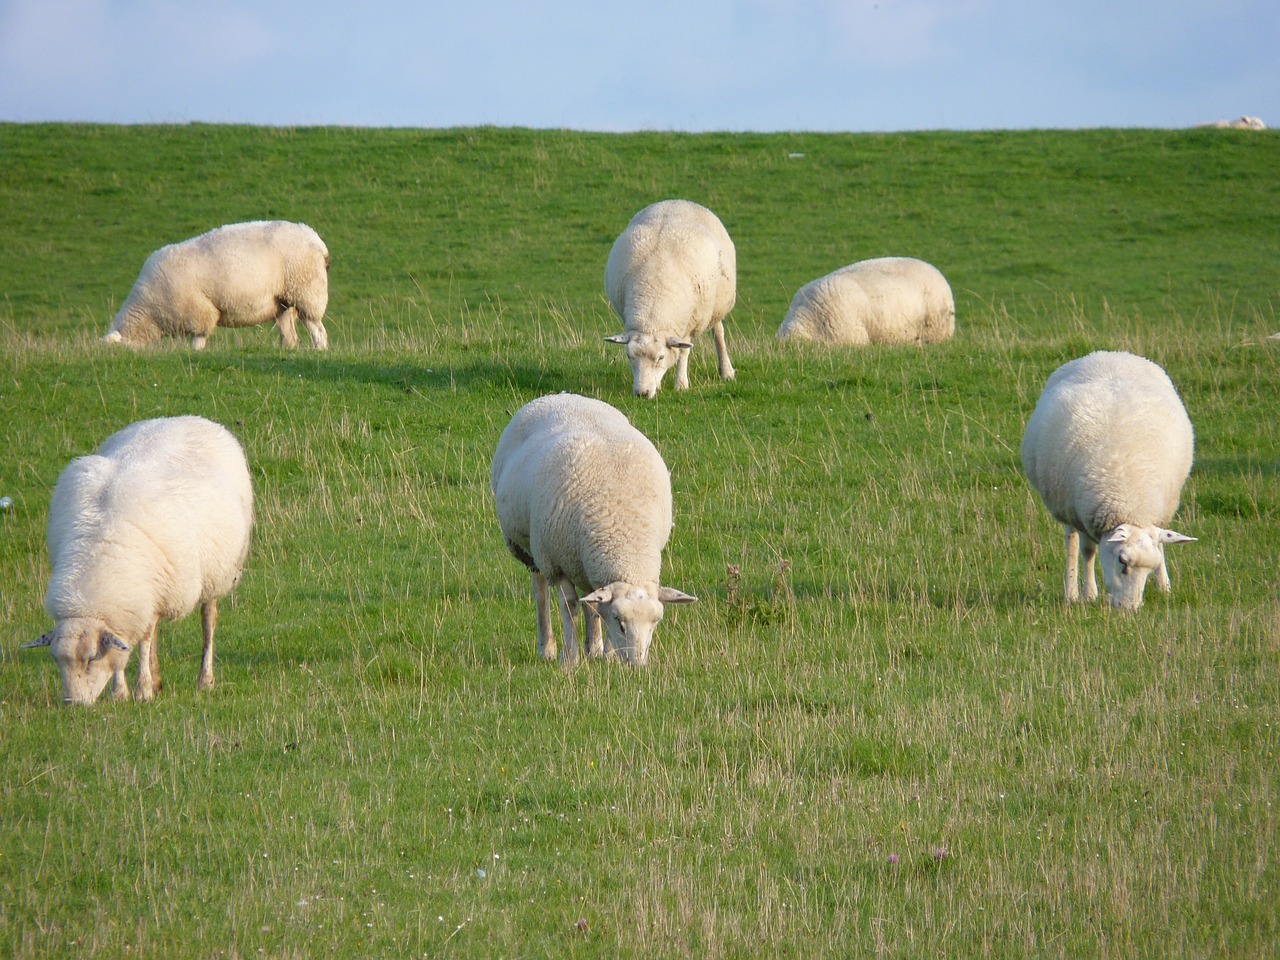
[22,619,131,704]
[605,332,693,399]
[1099,524,1196,610]
[581,582,696,665]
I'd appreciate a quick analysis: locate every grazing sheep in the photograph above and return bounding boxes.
[23,416,253,704]
[491,393,696,666]
[1203,116,1267,130]
[778,257,955,346]
[604,199,737,398]
[104,220,330,350]
[1021,351,1195,610]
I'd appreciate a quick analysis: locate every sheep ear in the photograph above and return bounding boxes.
[101,631,130,654]
[604,333,631,346]
[658,588,697,605]
[581,587,614,605]
[665,337,694,350]
[1159,529,1196,545]
[1106,525,1132,543]
[21,632,53,650]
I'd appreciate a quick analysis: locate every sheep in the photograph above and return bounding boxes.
[1202,116,1267,130]
[103,220,330,350]
[778,257,955,346]
[22,416,253,704]
[491,393,696,666]
[1020,351,1195,610]
[604,199,737,398]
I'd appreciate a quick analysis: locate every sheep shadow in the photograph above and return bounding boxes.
[191,351,588,398]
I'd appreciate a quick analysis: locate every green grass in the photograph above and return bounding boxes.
[1,123,1278,958]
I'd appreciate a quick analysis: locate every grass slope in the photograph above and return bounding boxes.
[1,124,1278,959]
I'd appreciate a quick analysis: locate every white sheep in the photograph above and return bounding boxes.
[1021,351,1195,610]
[104,220,330,350]
[604,199,737,398]
[778,257,955,346]
[23,416,253,704]
[1204,116,1267,130]
[491,393,696,666]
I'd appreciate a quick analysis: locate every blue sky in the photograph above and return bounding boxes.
[1,0,1276,131]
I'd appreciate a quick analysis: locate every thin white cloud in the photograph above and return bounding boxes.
[0,0,273,120]
[0,0,1275,129]
[735,0,994,68]
[0,0,113,86]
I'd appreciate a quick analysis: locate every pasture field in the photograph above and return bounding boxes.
[1,123,1278,958]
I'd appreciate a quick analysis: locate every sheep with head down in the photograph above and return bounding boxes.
[23,416,253,704]
[104,220,330,350]
[1021,350,1196,610]
[491,393,695,666]
[604,199,737,398]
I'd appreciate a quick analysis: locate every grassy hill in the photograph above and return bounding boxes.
[1,123,1277,958]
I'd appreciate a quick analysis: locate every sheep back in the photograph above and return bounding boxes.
[492,394,672,595]
[1020,351,1193,543]
[778,257,955,346]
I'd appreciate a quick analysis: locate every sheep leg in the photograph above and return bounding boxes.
[275,303,300,349]
[304,319,329,350]
[198,600,218,690]
[135,620,160,702]
[1081,539,1100,602]
[556,580,582,667]
[190,300,220,349]
[1154,545,1172,593]
[712,320,735,381]
[532,571,557,660]
[585,606,604,658]
[297,307,329,350]
[111,669,130,701]
[150,629,162,693]
[1064,528,1081,602]
[673,346,692,391]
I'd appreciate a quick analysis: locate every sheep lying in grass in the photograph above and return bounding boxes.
[604,199,737,398]
[104,220,330,350]
[491,393,696,666]
[778,257,955,346]
[1202,116,1267,130]
[23,416,253,704]
[1021,351,1195,610]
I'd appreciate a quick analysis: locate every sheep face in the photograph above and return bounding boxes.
[607,332,693,399]
[582,583,696,666]
[1099,524,1196,610]
[104,304,164,348]
[23,619,131,705]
